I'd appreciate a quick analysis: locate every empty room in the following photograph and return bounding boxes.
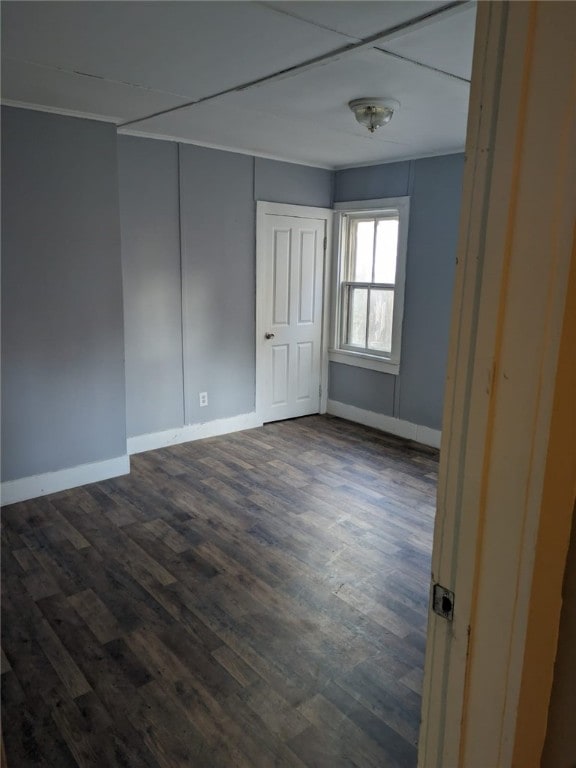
[2,2,575,767]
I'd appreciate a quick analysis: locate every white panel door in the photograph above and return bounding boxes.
[258,211,326,423]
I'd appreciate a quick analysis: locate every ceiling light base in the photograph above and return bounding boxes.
[349,98,400,133]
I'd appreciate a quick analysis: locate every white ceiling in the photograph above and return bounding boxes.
[1,1,476,169]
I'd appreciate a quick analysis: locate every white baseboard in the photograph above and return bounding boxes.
[127,411,263,455]
[1,454,130,507]
[1,406,435,506]
[326,399,442,449]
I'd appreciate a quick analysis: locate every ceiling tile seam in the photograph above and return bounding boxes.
[1,55,194,101]
[117,0,471,130]
[372,47,471,84]
[255,1,363,41]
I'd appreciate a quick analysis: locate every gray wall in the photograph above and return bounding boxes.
[180,145,256,425]
[2,106,457,479]
[334,160,412,202]
[329,364,396,415]
[118,136,184,437]
[254,157,333,208]
[330,153,464,430]
[120,141,460,436]
[119,138,334,437]
[1,107,126,481]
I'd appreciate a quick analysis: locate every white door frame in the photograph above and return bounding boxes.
[419,2,576,766]
[255,201,333,423]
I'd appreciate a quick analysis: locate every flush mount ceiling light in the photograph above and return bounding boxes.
[348,98,400,133]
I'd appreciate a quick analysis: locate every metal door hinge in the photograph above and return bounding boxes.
[323,236,327,251]
[432,583,455,621]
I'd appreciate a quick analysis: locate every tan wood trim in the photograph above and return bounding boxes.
[419,2,511,762]
[512,234,576,766]
[420,1,576,765]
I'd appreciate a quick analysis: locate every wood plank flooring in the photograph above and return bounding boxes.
[1,415,437,768]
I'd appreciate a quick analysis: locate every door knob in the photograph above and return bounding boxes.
[265,332,275,339]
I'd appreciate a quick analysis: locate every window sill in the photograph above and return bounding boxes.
[329,349,400,375]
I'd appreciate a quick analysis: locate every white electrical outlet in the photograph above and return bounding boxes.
[199,391,208,407]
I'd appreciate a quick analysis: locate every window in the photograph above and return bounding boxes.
[331,197,409,374]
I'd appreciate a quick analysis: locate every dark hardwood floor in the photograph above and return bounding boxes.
[1,415,437,768]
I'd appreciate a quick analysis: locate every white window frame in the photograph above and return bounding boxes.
[330,196,410,375]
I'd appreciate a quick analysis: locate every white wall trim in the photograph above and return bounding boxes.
[1,103,464,172]
[327,399,441,449]
[1,98,119,124]
[329,349,401,375]
[127,412,262,455]
[333,146,465,171]
[255,201,334,219]
[1,101,331,169]
[333,196,410,212]
[1,455,130,507]
[119,128,333,169]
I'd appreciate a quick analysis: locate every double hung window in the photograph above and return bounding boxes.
[331,197,409,374]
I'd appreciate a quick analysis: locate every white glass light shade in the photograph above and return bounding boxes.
[349,98,400,133]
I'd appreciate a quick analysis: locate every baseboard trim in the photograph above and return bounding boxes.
[326,399,442,449]
[127,412,263,455]
[1,454,130,507]
[0,407,436,505]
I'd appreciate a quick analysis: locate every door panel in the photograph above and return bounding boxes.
[273,230,291,326]
[259,212,325,423]
[271,345,289,406]
[297,342,313,400]
[298,232,317,324]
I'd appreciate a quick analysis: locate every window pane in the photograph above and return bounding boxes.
[368,288,394,353]
[374,218,399,284]
[346,287,367,347]
[352,220,374,281]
